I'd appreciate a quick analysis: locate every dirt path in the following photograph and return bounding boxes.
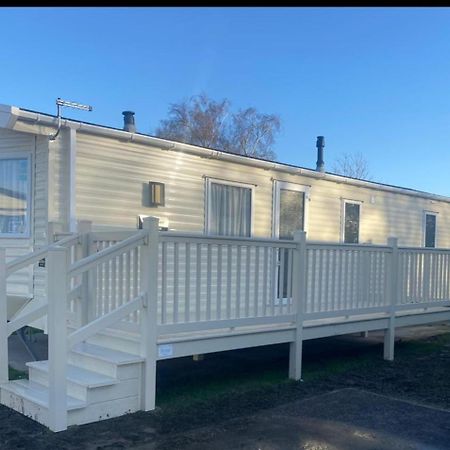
[151,389,450,450]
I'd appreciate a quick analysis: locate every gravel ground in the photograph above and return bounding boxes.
[1,324,449,450]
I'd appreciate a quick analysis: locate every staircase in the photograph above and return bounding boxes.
[1,341,144,427]
[0,218,159,431]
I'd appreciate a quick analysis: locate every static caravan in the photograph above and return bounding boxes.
[1,104,450,431]
[1,104,450,304]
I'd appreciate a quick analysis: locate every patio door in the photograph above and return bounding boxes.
[272,181,309,303]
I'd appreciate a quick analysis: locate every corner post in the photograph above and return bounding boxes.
[77,220,92,326]
[0,249,8,384]
[289,230,307,380]
[47,245,68,432]
[384,237,398,361]
[140,216,159,410]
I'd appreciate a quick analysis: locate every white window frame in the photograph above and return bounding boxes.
[272,180,310,238]
[204,177,255,237]
[423,210,438,248]
[341,199,362,244]
[0,152,32,239]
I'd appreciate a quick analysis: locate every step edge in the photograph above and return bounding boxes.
[27,361,120,388]
[70,343,144,365]
[1,380,87,411]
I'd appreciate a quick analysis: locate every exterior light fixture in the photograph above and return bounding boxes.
[149,181,165,207]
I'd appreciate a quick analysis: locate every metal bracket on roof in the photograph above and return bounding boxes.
[49,98,93,142]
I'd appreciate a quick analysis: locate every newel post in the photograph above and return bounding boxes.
[289,230,307,380]
[0,248,8,384]
[47,246,68,432]
[384,237,398,361]
[77,220,92,326]
[140,216,159,411]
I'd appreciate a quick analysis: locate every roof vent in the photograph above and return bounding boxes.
[316,136,325,172]
[122,111,136,133]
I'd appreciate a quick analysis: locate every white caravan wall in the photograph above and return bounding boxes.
[74,131,450,248]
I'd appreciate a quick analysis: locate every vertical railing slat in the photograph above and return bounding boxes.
[173,242,179,323]
[196,243,201,322]
[262,246,268,316]
[254,246,260,317]
[286,248,293,314]
[245,246,251,317]
[206,244,212,321]
[0,249,8,384]
[236,245,241,319]
[226,244,232,319]
[217,245,222,320]
[278,248,285,314]
[161,243,167,324]
[185,243,191,322]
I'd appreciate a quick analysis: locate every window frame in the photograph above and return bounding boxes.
[423,210,438,248]
[0,152,32,239]
[204,177,255,237]
[272,180,310,238]
[341,199,362,244]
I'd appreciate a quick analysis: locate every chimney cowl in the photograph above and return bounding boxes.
[316,135,325,172]
[122,110,136,133]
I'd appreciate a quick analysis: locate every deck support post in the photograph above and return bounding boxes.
[289,230,307,380]
[77,220,92,326]
[384,237,398,361]
[47,246,68,432]
[0,249,8,384]
[140,217,159,411]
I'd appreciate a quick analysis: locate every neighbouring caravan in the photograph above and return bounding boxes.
[0,104,448,305]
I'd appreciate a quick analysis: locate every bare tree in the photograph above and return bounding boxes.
[228,107,280,160]
[332,152,372,180]
[155,94,280,160]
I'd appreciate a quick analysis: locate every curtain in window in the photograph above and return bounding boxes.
[209,182,251,237]
[0,158,28,235]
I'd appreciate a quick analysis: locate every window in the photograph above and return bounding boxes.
[343,201,360,244]
[0,156,30,237]
[424,212,437,248]
[206,179,253,237]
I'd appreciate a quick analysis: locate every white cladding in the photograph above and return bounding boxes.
[74,131,450,248]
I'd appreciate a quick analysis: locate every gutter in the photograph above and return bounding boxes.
[1,104,449,205]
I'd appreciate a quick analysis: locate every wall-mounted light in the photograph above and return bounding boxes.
[149,181,165,207]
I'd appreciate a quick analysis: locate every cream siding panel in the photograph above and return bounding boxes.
[75,132,450,249]
[48,129,69,227]
[32,135,49,307]
[0,128,34,296]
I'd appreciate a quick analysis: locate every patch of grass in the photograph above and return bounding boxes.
[155,332,450,414]
[8,366,27,380]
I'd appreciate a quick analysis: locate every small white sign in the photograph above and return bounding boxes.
[158,344,173,358]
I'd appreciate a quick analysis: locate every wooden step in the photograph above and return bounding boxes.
[68,343,143,379]
[27,360,120,401]
[27,361,119,389]
[0,379,86,427]
[1,379,86,410]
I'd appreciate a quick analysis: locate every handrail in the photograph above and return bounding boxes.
[307,241,391,251]
[68,230,147,278]
[6,233,80,277]
[7,304,48,337]
[160,231,297,248]
[67,293,146,348]
[398,246,450,253]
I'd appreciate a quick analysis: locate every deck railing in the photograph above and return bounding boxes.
[2,217,450,431]
[81,230,450,338]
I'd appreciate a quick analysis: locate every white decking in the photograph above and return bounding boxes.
[1,217,450,431]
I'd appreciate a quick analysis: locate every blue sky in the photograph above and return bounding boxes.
[2,7,450,195]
